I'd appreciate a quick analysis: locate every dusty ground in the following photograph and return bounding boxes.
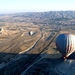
[24,29,75,75]
[0,23,43,63]
[0,22,75,70]
[44,29,75,58]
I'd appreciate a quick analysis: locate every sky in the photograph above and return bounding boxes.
[0,0,75,14]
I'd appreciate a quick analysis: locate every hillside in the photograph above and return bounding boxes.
[0,11,75,75]
[0,11,75,27]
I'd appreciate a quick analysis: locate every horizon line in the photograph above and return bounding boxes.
[0,10,75,14]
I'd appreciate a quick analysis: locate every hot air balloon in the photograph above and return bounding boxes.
[56,33,75,59]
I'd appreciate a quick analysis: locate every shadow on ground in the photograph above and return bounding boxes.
[0,51,75,75]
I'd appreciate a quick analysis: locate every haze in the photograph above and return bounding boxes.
[0,0,75,14]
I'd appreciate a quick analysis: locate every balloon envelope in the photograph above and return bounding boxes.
[56,34,75,58]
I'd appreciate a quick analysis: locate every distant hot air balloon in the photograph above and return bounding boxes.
[56,33,75,59]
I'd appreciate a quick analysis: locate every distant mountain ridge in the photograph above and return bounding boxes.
[0,11,75,26]
[12,11,75,19]
[11,11,75,24]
